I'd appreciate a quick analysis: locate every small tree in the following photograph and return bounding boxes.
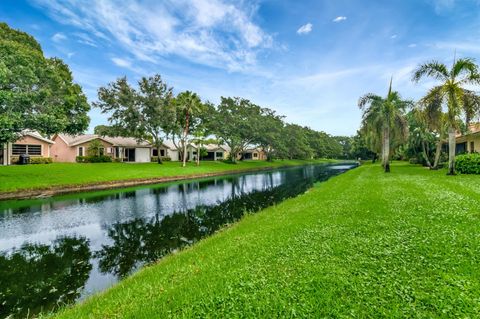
[172,91,203,167]
[87,139,103,156]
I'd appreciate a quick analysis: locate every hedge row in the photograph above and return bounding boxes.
[76,155,112,163]
[456,153,480,174]
[150,156,172,162]
[10,156,53,164]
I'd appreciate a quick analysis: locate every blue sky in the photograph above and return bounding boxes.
[1,0,480,135]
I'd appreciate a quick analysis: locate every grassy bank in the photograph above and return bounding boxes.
[0,159,333,193]
[52,162,480,318]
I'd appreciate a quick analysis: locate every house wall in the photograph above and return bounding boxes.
[51,136,114,162]
[12,135,51,158]
[51,135,75,162]
[462,135,480,153]
[135,148,151,162]
[167,149,179,161]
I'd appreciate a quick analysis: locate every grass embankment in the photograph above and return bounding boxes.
[0,159,332,194]
[53,163,480,318]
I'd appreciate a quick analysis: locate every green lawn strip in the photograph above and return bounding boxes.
[51,163,480,318]
[0,159,335,193]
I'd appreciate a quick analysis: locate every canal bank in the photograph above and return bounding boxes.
[1,163,355,318]
[0,159,339,200]
[49,163,480,318]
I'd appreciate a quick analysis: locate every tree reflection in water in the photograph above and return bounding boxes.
[97,168,331,278]
[0,237,92,319]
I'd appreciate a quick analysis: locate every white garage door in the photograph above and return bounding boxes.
[135,148,151,163]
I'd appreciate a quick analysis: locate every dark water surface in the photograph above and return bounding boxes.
[0,163,356,318]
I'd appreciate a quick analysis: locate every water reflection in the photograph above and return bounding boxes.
[0,163,355,318]
[0,237,91,319]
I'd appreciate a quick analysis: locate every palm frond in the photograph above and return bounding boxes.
[452,58,480,83]
[412,61,449,83]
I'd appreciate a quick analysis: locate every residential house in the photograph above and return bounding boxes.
[456,123,480,154]
[1,131,54,165]
[188,143,229,161]
[241,147,266,160]
[51,134,155,163]
[160,141,229,162]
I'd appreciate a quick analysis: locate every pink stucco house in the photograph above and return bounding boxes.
[50,134,170,163]
[0,131,54,165]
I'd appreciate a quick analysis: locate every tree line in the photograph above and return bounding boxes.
[1,22,346,165]
[356,55,480,175]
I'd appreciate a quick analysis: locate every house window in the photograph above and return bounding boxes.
[471,141,475,153]
[152,149,158,156]
[160,149,165,157]
[78,146,84,156]
[99,147,105,156]
[12,144,41,155]
[216,152,223,158]
[115,147,120,158]
[253,153,258,158]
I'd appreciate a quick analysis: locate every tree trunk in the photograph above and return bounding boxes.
[432,139,443,170]
[421,141,432,169]
[155,140,163,164]
[196,145,200,166]
[182,111,189,168]
[447,126,456,175]
[383,126,390,173]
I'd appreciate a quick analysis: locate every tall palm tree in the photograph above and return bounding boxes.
[412,56,480,175]
[175,91,202,167]
[358,79,410,172]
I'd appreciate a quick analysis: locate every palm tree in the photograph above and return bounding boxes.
[175,91,202,167]
[358,79,410,172]
[414,91,447,170]
[412,55,480,175]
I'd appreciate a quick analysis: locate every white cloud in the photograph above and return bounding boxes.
[67,52,75,58]
[111,57,131,68]
[297,23,313,35]
[32,0,273,72]
[408,43,417,48]
[333,16,347,22]
[429,0,456,13]
[390,34,397,39]
[51,32,67,42]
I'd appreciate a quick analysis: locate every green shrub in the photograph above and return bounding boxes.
[150,156,172,162]
[29,157,52,164]
[11,156,52,164]
[76,155,112,163]
[456,153,480,174]
[409,157,420,165]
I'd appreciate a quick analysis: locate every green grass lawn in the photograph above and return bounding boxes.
[0,159,333,193]
[51,162,480,318]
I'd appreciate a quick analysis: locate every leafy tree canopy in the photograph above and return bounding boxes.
[0,22,90,144]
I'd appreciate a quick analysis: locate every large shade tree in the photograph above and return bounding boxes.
[94,75,175,164]
[413,56,480,175]
[0,22,90,144]
[208,97,264,163]
[358,79,410,172]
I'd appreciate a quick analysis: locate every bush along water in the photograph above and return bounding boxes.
[455,153,480,174]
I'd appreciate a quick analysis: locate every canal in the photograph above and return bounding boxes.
[0,163,356,318]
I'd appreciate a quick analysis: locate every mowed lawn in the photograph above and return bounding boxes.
[52,163,480,318]
[0,159,330,193]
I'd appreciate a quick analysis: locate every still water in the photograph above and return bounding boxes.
[0,163,356,318]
